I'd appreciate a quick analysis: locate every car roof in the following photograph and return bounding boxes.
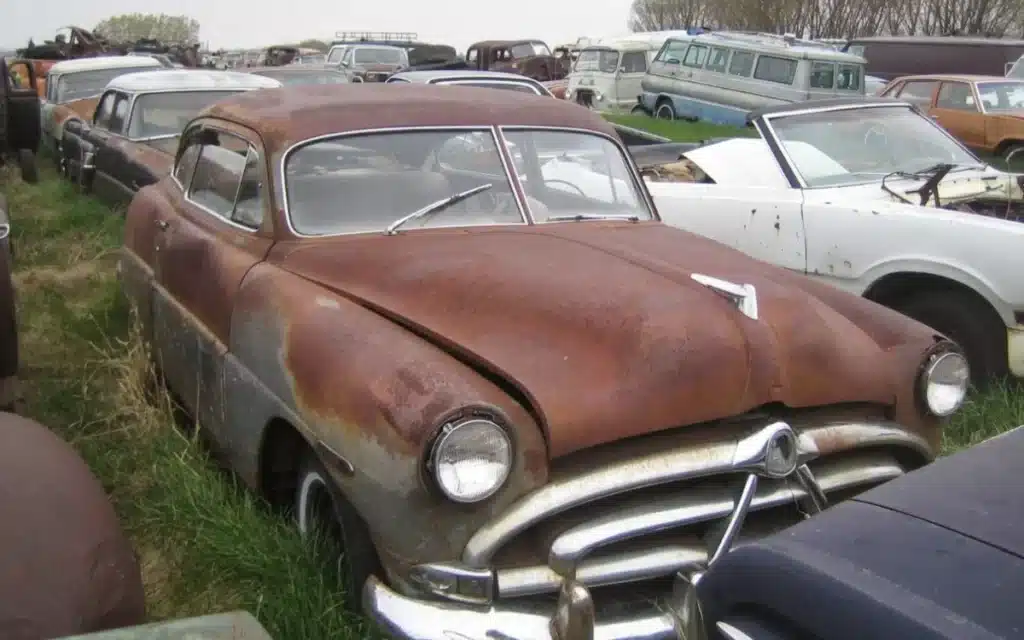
[890,74,1022,83]
[391,69,543,83]
[201,83,618,154]
[748,97,913,122]
[847,35,1024,45]
[107,70,282,93]
[48,56,163,74]
[249,66,346,75]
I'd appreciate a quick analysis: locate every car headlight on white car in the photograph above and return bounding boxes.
[429,417,512,503]
[919,348,970,417]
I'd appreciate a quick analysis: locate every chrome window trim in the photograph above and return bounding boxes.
[497,124,660,222]
[758,102,982,190]
[278,125,530,238]
[182,127,262,234]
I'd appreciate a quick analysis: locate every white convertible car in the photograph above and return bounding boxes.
[633,98,1024,385]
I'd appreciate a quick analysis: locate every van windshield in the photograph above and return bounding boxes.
[575,48,619,73]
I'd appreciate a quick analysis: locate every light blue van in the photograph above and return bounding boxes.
[639,32,867,126]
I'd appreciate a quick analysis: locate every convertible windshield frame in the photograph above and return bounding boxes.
[279,124,657,238]
[757,102,983,189]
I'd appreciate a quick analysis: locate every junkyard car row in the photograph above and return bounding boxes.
[1,45,1022,640]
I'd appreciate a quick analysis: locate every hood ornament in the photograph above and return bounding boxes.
[691,273,758,320]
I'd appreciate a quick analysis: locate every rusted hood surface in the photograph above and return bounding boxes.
[276,222,935,457]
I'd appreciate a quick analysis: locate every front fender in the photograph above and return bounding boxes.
[228,263,548,572]
[857,257,1014,327]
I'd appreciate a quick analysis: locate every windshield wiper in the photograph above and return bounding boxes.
[546,213,640,222]
[385,183,493,235]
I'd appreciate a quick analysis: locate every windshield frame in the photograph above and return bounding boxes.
[126,89,244,142]
[756,102,984,189]
[278,124,657,238]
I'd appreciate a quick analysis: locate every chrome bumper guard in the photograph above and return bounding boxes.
[365,421,928,640]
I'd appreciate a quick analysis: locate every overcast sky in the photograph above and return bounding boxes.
[4,0,636,52]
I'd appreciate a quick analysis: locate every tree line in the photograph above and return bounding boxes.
[628,0,1024,39]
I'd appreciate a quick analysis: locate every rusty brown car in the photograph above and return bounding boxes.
[881,74,1024,162]
[60,70,281,206]
[466,39,567,82]
[118,83,967,640]
[0,411,146,636]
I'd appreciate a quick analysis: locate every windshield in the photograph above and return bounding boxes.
[284,128,650,235]
[57,68,147,102]
[327,47,347,63]
[259,70,348,85]
[976,81,1024,111]
[354,48,403,64]
[767,106,979,187]
[127,90,241,140]
[511,42,552,58]
[574,48,619,73]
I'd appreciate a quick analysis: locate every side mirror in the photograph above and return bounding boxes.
[666,58,680,65]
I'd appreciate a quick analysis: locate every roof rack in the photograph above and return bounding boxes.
[333,31,418,43]
[703,31,833,49]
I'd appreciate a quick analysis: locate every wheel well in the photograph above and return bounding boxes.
[863,272,1003,328]
[655,95,671,107]
[258,417,309,509]
[995,138,1024,155]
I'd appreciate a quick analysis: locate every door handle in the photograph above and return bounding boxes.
[155,219,169,231]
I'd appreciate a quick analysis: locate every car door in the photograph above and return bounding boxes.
[931,81,987,150]
[151,122,273,434]
[90,92,137,206]
[3,59,41,154]
[614,50,648,108]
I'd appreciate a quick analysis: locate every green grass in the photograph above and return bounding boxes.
[3,159,1023,637]
[604,113,755,141]
[4,165,364,639]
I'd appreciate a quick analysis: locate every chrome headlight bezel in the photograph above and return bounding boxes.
[426,414,514,504]
[917,345,970,417]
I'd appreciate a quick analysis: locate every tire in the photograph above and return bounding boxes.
[17,149,38,184]
[655,100,676,120]
[295,450,381,612]
[894,288,1007,387]
[1003,142,1024,169]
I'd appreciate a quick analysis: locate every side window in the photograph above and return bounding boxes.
[467,48,478,63]
[93,92,117,128]
[173,132,202,190]
[232,148,264,229]
[655,40,688,64]
[836,64,862,90]
[107,94,130,134]
[936,82,977,111]
[187,131,250,219]
[727,51,755,76]
[753,56,798,85]
[809,62,836,89]
[682,45,708,68]
[342,49,353,65]
[705,47,730,73]
[620,51,647,73]
[896,80,938,106]
[880,81,902,97]
[46,75,59,102]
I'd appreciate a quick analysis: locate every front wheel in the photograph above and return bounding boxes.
[294,450,381,612]
[894,288,1006,387]
[655,100,676,120]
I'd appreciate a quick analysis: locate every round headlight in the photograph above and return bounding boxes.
[430,418,512,503]
[920,350,970,417]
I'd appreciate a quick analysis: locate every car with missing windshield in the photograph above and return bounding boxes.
[246,66,350,86]
[464,39,566,82]
[40,56,165,164]
[639,97,1024,384]
[118,82,968,639]
[60,70,281,207]
[385,69,552,95]
[338,44,409,82]
[879,74,1024,162]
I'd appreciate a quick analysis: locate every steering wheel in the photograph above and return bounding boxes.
[543,179,586,197]
[863,123,889,149]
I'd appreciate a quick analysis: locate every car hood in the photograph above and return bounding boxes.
[276,223,936,458]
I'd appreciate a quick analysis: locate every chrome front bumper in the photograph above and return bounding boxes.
[365,573,683,640]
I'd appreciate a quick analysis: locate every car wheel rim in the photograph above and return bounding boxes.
[657,105,673,120]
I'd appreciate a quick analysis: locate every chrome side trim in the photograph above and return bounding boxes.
[462,421,929,567]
